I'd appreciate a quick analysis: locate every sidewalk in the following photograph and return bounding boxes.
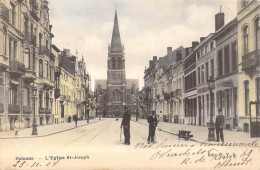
[0,118,103,139]
[134,118,259,144]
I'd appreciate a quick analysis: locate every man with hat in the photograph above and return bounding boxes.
[121,106,131,145]
[215,108,225,142]
[147,110,157,143]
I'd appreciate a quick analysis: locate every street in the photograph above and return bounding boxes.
[0,118,259,170]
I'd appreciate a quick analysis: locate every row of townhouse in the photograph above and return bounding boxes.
[0,0,94,132]
[141,0,259,132]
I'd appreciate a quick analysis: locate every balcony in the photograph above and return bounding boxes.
[23,32,36,46]
[46,108,51,114]
[23,106,32,114]
[0,3,9,22]
[0,102,4,113]
[8,104,20,114]
[164,93,170,101]
[55,66,61,78]
[38,77,54,89]
[23,69,36,83]
[9,60,26,78]
[30,0,39,21]
[39,107,46,114]
[50,52,55,61]
[242,50,260,73]
[55,89,61,99]
[39,46,50,57]
[175,89,182,96]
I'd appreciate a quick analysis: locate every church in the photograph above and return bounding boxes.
[95,11,139,117]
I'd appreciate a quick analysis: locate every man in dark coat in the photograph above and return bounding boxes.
[121,107,131,145]
[215,108,225,142]
[147,110,157,143]
[74,114,78,128]
[136,110,139,121]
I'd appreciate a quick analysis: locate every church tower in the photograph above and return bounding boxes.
[107,10,126,116]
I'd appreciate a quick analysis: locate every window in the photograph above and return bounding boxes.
[255,18,260,50]
[201,49,204,56]
[2,27,7,55]
[206,94,209,116]
[49,64,52,80]
[46,92,49,109]
[39,59,43,77]
[10,85,18,105]
[39,91,43,108]
[10,3,15,25]
[218,50,223,76]
[256,78,260,116]
[224,45,230,75]
[209,59,214,79]
[210,42,214,51]
[45,61,48,78]
[217,91,223,110]
[14,41,17,60]
[244,81,249,116]
[201,65,204,83]
[205,45,208,54]
[197,67,200,84]
[241,0,249,8]
[24,49,30,69]
[231,41,238,72]
[243,26,249,54]
[0,72,4,85]
[205,62,209,80]
[23,88,30,106]
[32,48,35,71]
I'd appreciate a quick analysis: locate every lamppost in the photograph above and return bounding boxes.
[207,76,215,141]
[32,85,38,135]
[87,100,90,123]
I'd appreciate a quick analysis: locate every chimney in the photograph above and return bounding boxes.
[192,41,199,49]
[167,47,172,56]
[149,60,153,68]
[200,37,206,42]
[153,56,157,61]
[215,6,225,32]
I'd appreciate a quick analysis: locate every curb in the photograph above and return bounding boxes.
[0,119,104,140]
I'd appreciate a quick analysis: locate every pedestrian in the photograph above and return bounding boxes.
[121,106,131,145]
[68,115,72,123]
[215,108,225,142]
[14,120,19,136]
[136,110,139,121]
[74,114,78,127]
[147,110,157,144]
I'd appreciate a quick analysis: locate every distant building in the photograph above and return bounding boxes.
[95,11,139,117]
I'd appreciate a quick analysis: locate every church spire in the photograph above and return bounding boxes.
[111,10,122,52]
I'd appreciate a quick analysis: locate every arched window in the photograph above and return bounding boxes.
[243,26,249,54]
[39,59,43,77]
[118,58,121,69]
[24,49,30,69]
[112,90,121,101]
[112,57,116,69]
[255,17,260,50]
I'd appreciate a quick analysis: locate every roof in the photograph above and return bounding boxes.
[95,79,107,90]
[126,79,139,89]
[110,10,122,52]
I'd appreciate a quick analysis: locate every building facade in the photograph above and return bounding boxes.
[237,0,260,132]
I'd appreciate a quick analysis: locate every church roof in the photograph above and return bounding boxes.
[95,79,107,89]
[110,10,122,52]
[126,79,139,89]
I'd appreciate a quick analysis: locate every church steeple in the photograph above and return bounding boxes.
[111,10,122,52]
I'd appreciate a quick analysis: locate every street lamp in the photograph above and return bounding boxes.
[207,76,215,141]
[32,85,38,135]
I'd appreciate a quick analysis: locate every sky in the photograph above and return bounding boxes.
[49,0,237,91]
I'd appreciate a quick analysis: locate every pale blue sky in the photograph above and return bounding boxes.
[49,0,237,90]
